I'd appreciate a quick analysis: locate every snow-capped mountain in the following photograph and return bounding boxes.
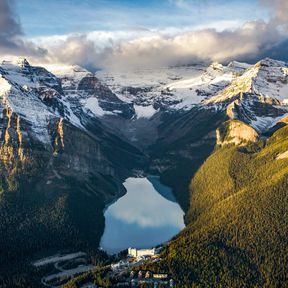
[206,58,288,104]
[44,64,135,120]
[204,58,288,133]
[0,58,145,192]
[0,58,64,144]
[96,61,250,115]
[2,57,288,149]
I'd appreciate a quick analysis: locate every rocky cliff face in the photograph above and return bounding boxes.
[45,64,135,120]
[0,59,144,180]
[216,120,259,146]
[0,59,146,271]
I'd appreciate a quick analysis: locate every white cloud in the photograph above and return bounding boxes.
[30,19,286,71]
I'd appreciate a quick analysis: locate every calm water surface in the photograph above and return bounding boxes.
[100,176,185,254]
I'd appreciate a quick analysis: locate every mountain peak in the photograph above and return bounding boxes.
[204,57,288,105]
[1,57,31,69]
[227,60,251,71]
[256,57,286,68]
[208,62,224,71]
[42,63,92,79]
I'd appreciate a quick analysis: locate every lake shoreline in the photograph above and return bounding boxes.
[100,177,185,254]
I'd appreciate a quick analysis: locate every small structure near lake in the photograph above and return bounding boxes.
[154,273,168,279]
[128,247,156,258]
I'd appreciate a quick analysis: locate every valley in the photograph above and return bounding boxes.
[0,57,288,287]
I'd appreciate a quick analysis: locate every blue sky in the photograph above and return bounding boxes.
[15,0,269,37]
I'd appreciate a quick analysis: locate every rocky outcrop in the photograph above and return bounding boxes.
[216,120,258,146]
[276,150,288,160]
[78,76,135,119]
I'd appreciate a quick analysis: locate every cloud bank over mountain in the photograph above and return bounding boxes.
[40,20,288,70]
[1,0,288,70]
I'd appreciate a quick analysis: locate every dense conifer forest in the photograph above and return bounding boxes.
[148,123,288,287]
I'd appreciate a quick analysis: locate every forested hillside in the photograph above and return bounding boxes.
[156,121,288,287]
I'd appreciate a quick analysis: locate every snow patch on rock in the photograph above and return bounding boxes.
[82,97,106,117]
[134,105,158,119]
[250,114,288,133]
